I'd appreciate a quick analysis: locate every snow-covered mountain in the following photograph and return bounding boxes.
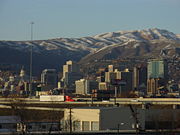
[94,28,180,41]
[1,28,180,53]
[0,28,179,74]
[80,40,180,64]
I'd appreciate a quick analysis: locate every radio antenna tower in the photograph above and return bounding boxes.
[29,22,34,96]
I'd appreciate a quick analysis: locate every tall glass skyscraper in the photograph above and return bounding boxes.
[147,59,168,96]
[147,60,168,79]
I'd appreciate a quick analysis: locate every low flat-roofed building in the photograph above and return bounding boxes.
[63,107,180,132]
[63,107,145,131]
[0,116,20,132]
[145,109,180,129]
[26,122,60,132]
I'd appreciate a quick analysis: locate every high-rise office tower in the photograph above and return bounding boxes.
[75,79,86,94]
[147,78,159,95]
[75,79,98,94]
[133,66,147,90]
[62,60,79,79]
[64,72,82,88]
[147,59,168,79]
[41,69,57,88]
[120,69,133,92]
[96,68,107,83]
[62,60,81,89]
[147,59,168,96]
[105,72,117,83]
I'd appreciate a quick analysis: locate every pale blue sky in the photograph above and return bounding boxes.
[0,0,180,41]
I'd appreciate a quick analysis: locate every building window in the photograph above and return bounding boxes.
[91,121,99,131]
[13,124,17,129]
[82,121,90,131]
[0,124,2,129]
[42,125,46,129]
[73,121,81,131]
[27,125,32,130]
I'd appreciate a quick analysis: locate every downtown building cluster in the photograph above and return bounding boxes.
[0,58,179,99]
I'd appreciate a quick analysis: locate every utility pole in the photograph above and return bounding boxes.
[69,108,72,133]
[117,123,120,133]
[91,90,94,105]
[129,105,141,135]
[29,22,34,96]
[114,86,117,104]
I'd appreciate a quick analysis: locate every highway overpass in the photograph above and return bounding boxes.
[0,97,180,107]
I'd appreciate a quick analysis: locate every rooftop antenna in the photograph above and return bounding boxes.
[29,22,34,96]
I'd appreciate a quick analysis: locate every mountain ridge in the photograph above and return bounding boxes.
[0,28,180,74]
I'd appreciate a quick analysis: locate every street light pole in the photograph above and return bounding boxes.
[29,22,34,96]
[114,86,117,104]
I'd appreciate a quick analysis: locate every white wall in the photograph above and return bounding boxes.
[64,108,100,131]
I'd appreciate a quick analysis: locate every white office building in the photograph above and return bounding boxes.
[75,79,98,94]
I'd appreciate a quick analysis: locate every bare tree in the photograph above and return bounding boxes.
[7,97,28,135]
[48,100,63,135]
[63,108,80,133]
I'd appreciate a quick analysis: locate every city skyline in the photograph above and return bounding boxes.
[0,0,180,41]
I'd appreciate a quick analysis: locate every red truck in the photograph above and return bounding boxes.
[65,95,75,102]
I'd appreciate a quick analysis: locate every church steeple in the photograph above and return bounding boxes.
[20,66,25,78]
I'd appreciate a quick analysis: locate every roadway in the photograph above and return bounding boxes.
[0,97,180,105]
[0,97,180,111]
[0,129,180,135]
